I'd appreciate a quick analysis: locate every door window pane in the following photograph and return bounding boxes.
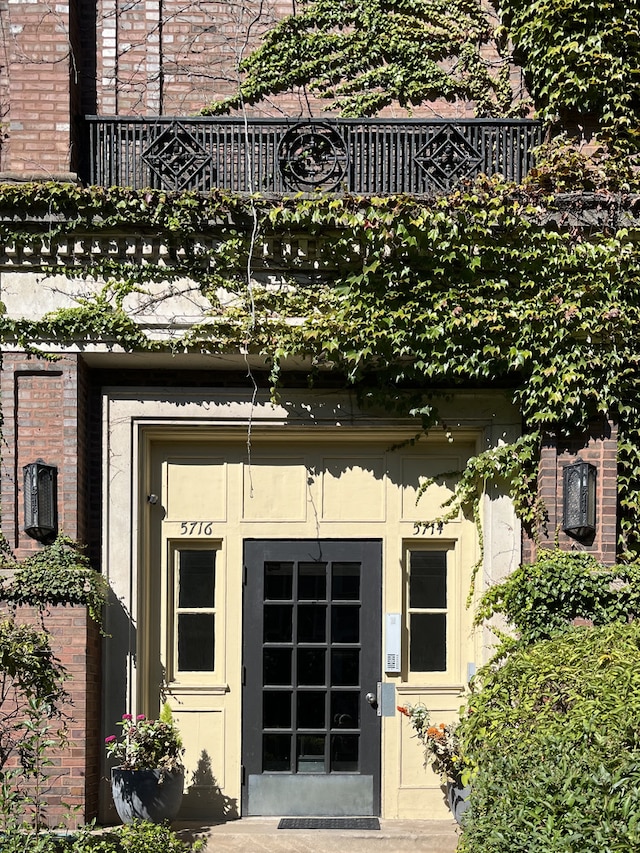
[331,649,359,686]
[297,691,325,728]
[331,605,359,643]
[298,605,326,643]
[331,691,359,729]
[264,691,292,728]
[332,563,360,600]
[263,734,291,771]
[264,649,292,685]
[265,562,293,600]
[264,605,293,642]
[299,563,326,600]
[297,648,325,685]
[331,734,359,772]
[297,735,325,773]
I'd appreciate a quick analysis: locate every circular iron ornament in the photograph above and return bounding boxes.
[278,122,349,191]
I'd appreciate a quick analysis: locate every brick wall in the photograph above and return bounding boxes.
[0,0,74,176]
[1,604,101,827]
[0,353,98,822]
[523,418,618,566]
[0,353,88,554]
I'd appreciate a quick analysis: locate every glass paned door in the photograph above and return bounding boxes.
[242,540,382,816]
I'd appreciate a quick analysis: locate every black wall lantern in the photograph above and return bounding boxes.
[23,461,58,543]
[562,459,597,540]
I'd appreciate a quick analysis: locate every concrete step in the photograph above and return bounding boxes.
[174,818,460,853]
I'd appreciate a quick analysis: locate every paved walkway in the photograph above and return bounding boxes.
[174,818,460,852]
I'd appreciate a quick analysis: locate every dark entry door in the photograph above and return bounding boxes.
[242,539,382,816]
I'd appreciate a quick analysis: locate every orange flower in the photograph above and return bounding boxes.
[397,706,410,716]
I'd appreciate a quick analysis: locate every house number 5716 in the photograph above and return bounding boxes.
[180,521,213,535]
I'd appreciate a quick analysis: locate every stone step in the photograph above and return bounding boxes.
[174,819,460,853]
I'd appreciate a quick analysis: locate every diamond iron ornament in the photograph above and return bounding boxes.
[141,121,214,191]
[414,124,483,191]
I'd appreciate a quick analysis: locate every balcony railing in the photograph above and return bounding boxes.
[84,116,542,195]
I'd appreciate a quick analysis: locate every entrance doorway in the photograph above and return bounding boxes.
[242,539,382,816]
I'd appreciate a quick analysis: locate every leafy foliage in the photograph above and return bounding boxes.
[501,0,640,148]
[105,707,184,774]
[0,820,204,852]
[1,165,640,555]
[0,536,109,628]
[203,0,527,117]
[476,548,640,649]
[458,622,640,852]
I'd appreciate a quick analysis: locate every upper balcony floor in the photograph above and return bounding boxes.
[82,116,542,195]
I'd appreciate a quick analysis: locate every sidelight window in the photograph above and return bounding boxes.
[407,549,448,672]
[173,548,217,674]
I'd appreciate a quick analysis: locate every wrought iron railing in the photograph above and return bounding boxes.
[84,116,542,195]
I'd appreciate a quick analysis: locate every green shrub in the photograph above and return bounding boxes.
[458,622,640,852]
[476,548,640,651]
[78,822,203,853]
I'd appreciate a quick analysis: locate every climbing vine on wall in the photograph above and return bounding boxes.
[0,145,639,556]
[203,0,528,118]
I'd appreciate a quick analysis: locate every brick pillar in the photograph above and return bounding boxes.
[524,418,618,566]
[1,0,76,178]
[0,353,88,554]
[0,353,99,821]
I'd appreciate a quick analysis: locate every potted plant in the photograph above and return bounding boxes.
[105,703,185,824]
[398,703,470,824]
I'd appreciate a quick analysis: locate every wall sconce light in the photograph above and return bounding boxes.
[562,459,597,540]
[23,461,58,543]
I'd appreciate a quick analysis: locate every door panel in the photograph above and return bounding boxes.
[243,540,382,816]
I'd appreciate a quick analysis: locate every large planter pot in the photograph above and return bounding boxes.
[111,767,184,824]
[446,777,471,825]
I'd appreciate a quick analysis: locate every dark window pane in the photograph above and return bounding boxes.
[265,562,293,600]
[264,605,293,643]
[263,691,291,728]
[297,691,325,728]
[298,605,326,643]
[263,734,291,771]
[332,563,360,600]
[410,613,446,671]
[331,692,359,729]
[298,563,326,600]
[331,649,359,686]
[297,735,325,773]
[331,734,359,772]
[264,648,292,685]
[331,605,359,643]
[178,614,214,671]
[297,649,325,686]
[179,551,215,608]
[409,551,447,609]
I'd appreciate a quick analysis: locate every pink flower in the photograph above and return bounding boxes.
[136,714,146,721]
[105,735,117,744]
[122,713,133,721]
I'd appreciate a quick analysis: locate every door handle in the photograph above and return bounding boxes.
[365,692,377,706]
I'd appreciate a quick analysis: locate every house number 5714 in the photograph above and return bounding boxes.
[180,521,213,535]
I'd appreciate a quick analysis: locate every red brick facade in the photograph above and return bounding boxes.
[523,418,618,566]
[0,0,525,177]
[1,604,101,827]
[0,354,97,825]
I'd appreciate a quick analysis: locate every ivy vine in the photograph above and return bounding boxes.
[0,143,639,557]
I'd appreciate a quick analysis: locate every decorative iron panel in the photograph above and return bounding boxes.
[85,117,542,195]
